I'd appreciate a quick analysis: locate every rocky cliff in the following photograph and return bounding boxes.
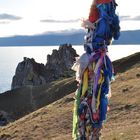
[46,44,78,78]
[11,44,78,89]
[11,57,47,89]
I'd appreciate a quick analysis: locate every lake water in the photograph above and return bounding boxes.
[0,45,140,93]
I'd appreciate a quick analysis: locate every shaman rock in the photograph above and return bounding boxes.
[46,44,78,78]
[11,57,47,89]
[11,44,78,89]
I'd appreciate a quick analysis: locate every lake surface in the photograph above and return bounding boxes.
[0,45,140,93]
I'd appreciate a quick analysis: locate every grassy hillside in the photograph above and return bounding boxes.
[113,52,140,73]
[102,66,140,140]
[0,77,77,120]
[0,53,140,140]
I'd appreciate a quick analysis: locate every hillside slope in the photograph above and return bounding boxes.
[0,77,77,120]
[0,55,140,140]
[0,52,139,121]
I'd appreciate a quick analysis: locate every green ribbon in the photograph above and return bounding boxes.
[72,86,81,140]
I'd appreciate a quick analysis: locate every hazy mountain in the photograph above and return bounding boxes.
[0,29,140,46]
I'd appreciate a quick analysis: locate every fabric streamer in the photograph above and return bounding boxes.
[72,0,120,139]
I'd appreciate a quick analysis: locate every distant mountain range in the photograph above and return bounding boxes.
[0,29,140,46]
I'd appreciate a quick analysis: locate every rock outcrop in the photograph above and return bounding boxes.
[11,44,78,89]
[11,58,47,89]
[46,44,78,78]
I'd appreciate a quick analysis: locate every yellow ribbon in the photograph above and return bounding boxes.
[81,68,88,97]
[96,70,104,110]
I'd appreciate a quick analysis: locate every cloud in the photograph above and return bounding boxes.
[0,21,10,24]
[40,19,80,23]
[132,16,140,21]
[41,16,140,23]
[120,16,130,21]
[120,15,140,21]
[0,13,22,20]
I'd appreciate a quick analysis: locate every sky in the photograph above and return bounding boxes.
[0,0,140,37]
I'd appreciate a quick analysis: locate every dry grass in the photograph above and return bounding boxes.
[101,66,140,140]
[0,93,74,140]
[0,66,140,140]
